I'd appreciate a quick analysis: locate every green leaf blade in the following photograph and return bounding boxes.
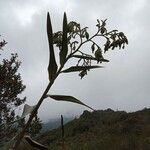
[59,12,68,66]
[47,95,94,111]
[47,12,58,81]
[61,65,104,73]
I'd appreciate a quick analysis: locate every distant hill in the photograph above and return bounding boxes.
[36,108,150,150]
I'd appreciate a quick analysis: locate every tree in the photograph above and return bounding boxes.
[0,37,42,147]
[13,12,128,149]
[0,53,26,123]
[0,36,7,50]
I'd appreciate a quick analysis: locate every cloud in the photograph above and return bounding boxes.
[0,0,149,121]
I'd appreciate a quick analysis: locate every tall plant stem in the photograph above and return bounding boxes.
[13,81,53,149]
[13,64,64,149]
[13,27,102,149]
[13,36,91,149]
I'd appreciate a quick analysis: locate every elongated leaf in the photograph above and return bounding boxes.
[21,104,36,118]
[61,65,103,73]
[59,12,68,66]
[73,55,109,62]
[25,136,48,150]
[47,95,94,111]
[47,12,58,81]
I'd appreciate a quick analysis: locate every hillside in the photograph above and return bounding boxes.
[35,108,150,150]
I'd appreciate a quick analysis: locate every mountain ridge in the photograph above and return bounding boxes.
[36,107,150,150]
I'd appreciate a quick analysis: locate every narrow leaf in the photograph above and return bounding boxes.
[47,95,94,111]
[25,136,48,150]
[61,66,103,73]
[73,55,109,62]
[21,104,36,118]
[47,12,58,81]
[59,12,68,66]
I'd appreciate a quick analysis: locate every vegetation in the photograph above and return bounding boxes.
[0,36,42,148]
[0,36,26,146]
[37,108,150,150]
[5,11,128,149]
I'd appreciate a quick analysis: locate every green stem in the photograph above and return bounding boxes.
[13,65,64,149]
[13,82,53,149]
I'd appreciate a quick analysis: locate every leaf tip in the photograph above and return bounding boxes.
[63,12,67,22]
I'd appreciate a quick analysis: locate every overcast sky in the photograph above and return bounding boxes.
[0,0,150,122]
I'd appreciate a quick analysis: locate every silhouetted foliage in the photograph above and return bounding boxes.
[0,36,7,51]
[0,37,42,148]
[13,12,128,149]
[0,44,26,144]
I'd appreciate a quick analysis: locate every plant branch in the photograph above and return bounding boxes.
[13,64,65,149]
[68,29,100,58]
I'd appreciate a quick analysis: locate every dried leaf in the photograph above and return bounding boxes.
[25,136,48,150]
[47,12,58,81]
[47,95,94,111]
[59,12,68,66]
[21,104,36,118]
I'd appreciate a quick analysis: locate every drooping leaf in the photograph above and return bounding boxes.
[73,55,109,62]
[24,136,48,150]
[47,12,58,81]
[61,66,103,73]
[47,95,94,111]
[21,104,36,118]
[59,12,68,66]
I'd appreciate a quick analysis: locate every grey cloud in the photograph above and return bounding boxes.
[0,0,149,121]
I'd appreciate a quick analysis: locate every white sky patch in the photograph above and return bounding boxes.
[14,6,39,26]
[126,0,146,16]
[1,0,150,120]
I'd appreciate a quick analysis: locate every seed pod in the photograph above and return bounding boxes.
[95,49,103,63]
[91,43,95,53]
[85,32,89,40]
[101,27,106,34]
[79,69,87,79]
